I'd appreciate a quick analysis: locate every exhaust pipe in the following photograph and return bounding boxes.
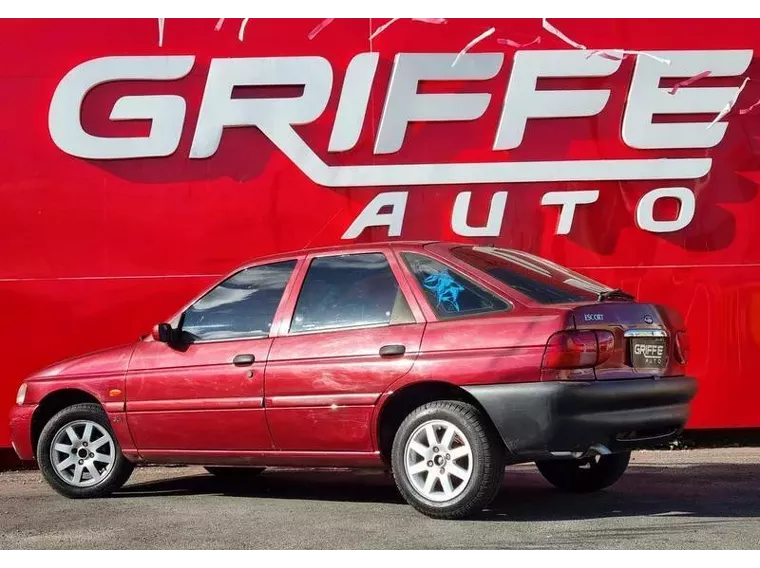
[550,444,612,460]
[550,451,584,458]
[587,444,612,456]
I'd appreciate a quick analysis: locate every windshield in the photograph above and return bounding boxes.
[450,246,612,304]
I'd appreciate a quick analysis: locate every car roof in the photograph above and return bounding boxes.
[237,240,471,267]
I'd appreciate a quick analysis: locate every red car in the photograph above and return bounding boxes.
[9,242,696,519]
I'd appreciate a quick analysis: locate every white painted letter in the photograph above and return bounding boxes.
[623,50,752,149]
[342,192,408,239]
[328,53,379,153]
[451,191,508,237]
[541,190,599,235]
[374,53,503,154]
[636,187,695,233]
[494,51,621,150]
[190,57,332,159]
[49,56,194,159]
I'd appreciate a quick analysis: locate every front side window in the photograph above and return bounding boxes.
[451,246,609,304]
[290,253,415,333]
[181,260,297,342]
[402,253,509,319]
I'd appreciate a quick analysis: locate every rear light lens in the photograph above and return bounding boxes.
[542,330,615,370]
[675,331,690,364]
[596,330,615,364]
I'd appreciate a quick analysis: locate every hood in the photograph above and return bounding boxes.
[28,343,137,380]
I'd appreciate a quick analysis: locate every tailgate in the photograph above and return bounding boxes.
[570,302,686,380]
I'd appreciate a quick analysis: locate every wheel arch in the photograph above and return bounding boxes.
[375,380,500,465]
[31,389,103,452]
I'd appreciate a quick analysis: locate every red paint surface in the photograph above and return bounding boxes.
[2,18,760,448]
[125,332,272,451]
[9,241,694,462]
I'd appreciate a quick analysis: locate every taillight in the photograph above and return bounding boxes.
[675,331,689,364]
[597,330,615,363]
[542,330,615,370]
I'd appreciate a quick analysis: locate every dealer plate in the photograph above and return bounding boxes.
[629,337,667,369]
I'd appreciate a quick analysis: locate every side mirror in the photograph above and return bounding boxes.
[152,323,174,343]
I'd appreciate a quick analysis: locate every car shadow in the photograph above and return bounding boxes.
[115,468,407,504]
[113,461,760,522]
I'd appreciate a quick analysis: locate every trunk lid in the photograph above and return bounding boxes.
[570,301,687,380]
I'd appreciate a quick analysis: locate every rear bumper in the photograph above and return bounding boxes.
[8,404,36,461]
[464,377,697,456]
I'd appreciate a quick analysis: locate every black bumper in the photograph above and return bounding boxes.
[464,377,697,456]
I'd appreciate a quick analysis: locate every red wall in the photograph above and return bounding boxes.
[2,18,760,446]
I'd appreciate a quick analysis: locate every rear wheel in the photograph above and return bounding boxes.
[37,403,134,498]
[204,466,266,481]
[535,451,631,493]
[391,400,505,519]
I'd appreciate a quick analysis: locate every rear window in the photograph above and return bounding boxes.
[450,246,610,305]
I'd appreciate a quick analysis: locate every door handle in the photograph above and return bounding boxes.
[379,344,406,357]
[233,354,255,366]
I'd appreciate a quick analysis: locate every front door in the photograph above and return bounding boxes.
[265,250,426,452]
[126,259,298,454]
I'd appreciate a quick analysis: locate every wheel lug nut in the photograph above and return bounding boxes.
[439,467,445,474]
[446,454,450,460]
[83,442,88,447]
[433,446,439,453]
[427,460,433,467]
[89,453,94,458]
[78,459,83,465]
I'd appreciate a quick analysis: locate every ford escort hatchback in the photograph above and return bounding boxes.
[9,242,697,519]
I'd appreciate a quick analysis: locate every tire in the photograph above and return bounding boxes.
[37,403,134,499]
[204,466,266,480]
[535,451,631,493]
[391,400,505,520]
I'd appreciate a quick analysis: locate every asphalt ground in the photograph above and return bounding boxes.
[0,448,758,549]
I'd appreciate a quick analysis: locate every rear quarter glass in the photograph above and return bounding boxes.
[401,252,509,319]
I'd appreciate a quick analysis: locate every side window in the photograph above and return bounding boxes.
[181,260,297,342]
[402,253,509,319]
[290,253,415,333]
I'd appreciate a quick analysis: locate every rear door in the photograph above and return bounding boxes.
[264,249,426,452]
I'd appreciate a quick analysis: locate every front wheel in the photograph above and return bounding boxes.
[391,400,505,520]
[37,403,134,498]
[535,451,631,493]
